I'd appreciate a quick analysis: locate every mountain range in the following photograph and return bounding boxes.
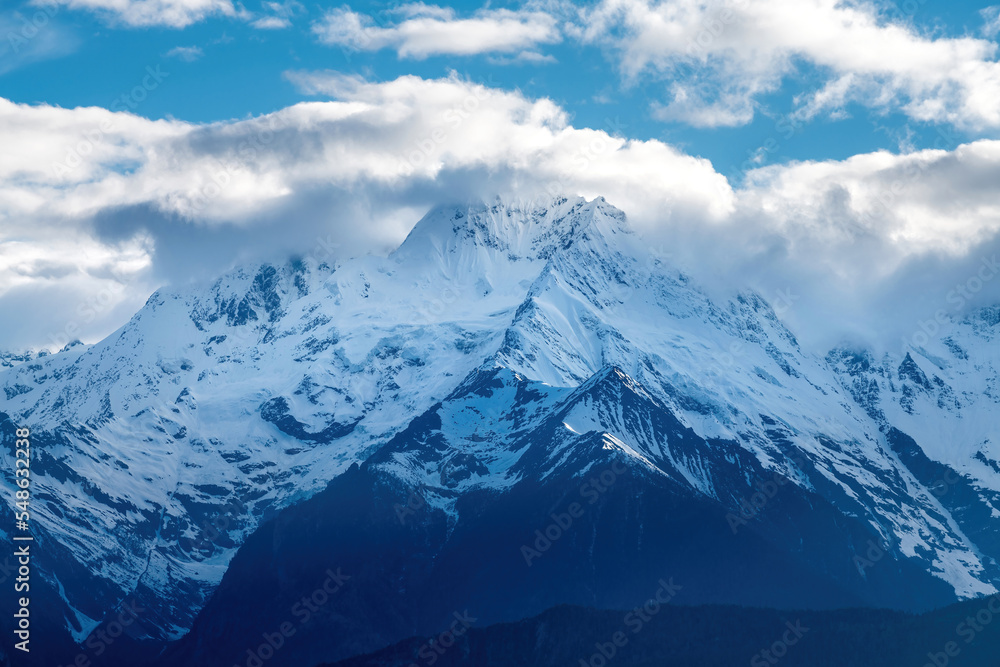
[1,195,998,666]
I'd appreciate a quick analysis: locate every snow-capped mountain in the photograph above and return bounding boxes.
[1,196,998,666]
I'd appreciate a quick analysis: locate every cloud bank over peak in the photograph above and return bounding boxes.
[0,73,998,355]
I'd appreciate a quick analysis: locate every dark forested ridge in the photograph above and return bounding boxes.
[325,597,1000,667]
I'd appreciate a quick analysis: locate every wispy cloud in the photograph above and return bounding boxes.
[981,6,1000,38]
[311,3,562,60]
[577,0,1000,131]
[249,0,303,30]
[487,50,557,66]
[38,0,239,28]
[37,0,307,29]
[0,10,80,75]
[165,45,203,61]
[251,15,290,29]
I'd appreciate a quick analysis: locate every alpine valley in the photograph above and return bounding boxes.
[1,196,999,666]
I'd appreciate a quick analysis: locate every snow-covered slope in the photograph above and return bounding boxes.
[0,197,636,646]
[1,196,998,660]
[829,312,1000,486]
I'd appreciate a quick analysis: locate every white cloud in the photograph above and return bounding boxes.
[251,15,290,29]
[165,45,203,61]
[741,146,1000,256]
[672,142,1000,350]
[249,0,302,29]
[650,79,763,128]
[2,74,1000,354]
[311,3,562,59]
[0,9,80,74]
[27,0,1000,138]
[37,0,307,29]
[34,0,239,28]
[27,0,1000,136]
[577,0,1000,131]
[389,2,455,21]
[981,6,1000,38]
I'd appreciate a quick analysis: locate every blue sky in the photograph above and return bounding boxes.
[3,0,998,177]
[3,0,1000,352]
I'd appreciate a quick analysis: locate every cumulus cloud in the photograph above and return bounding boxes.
[7,70,727,231]
[1,74,999,355]
[577,0,1000,131]
[311,3,562,59]
[665,144,1000,351]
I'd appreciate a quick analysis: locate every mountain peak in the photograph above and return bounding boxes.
[391,195,630,266]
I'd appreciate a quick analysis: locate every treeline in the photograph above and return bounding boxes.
[327,596,1000,667]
